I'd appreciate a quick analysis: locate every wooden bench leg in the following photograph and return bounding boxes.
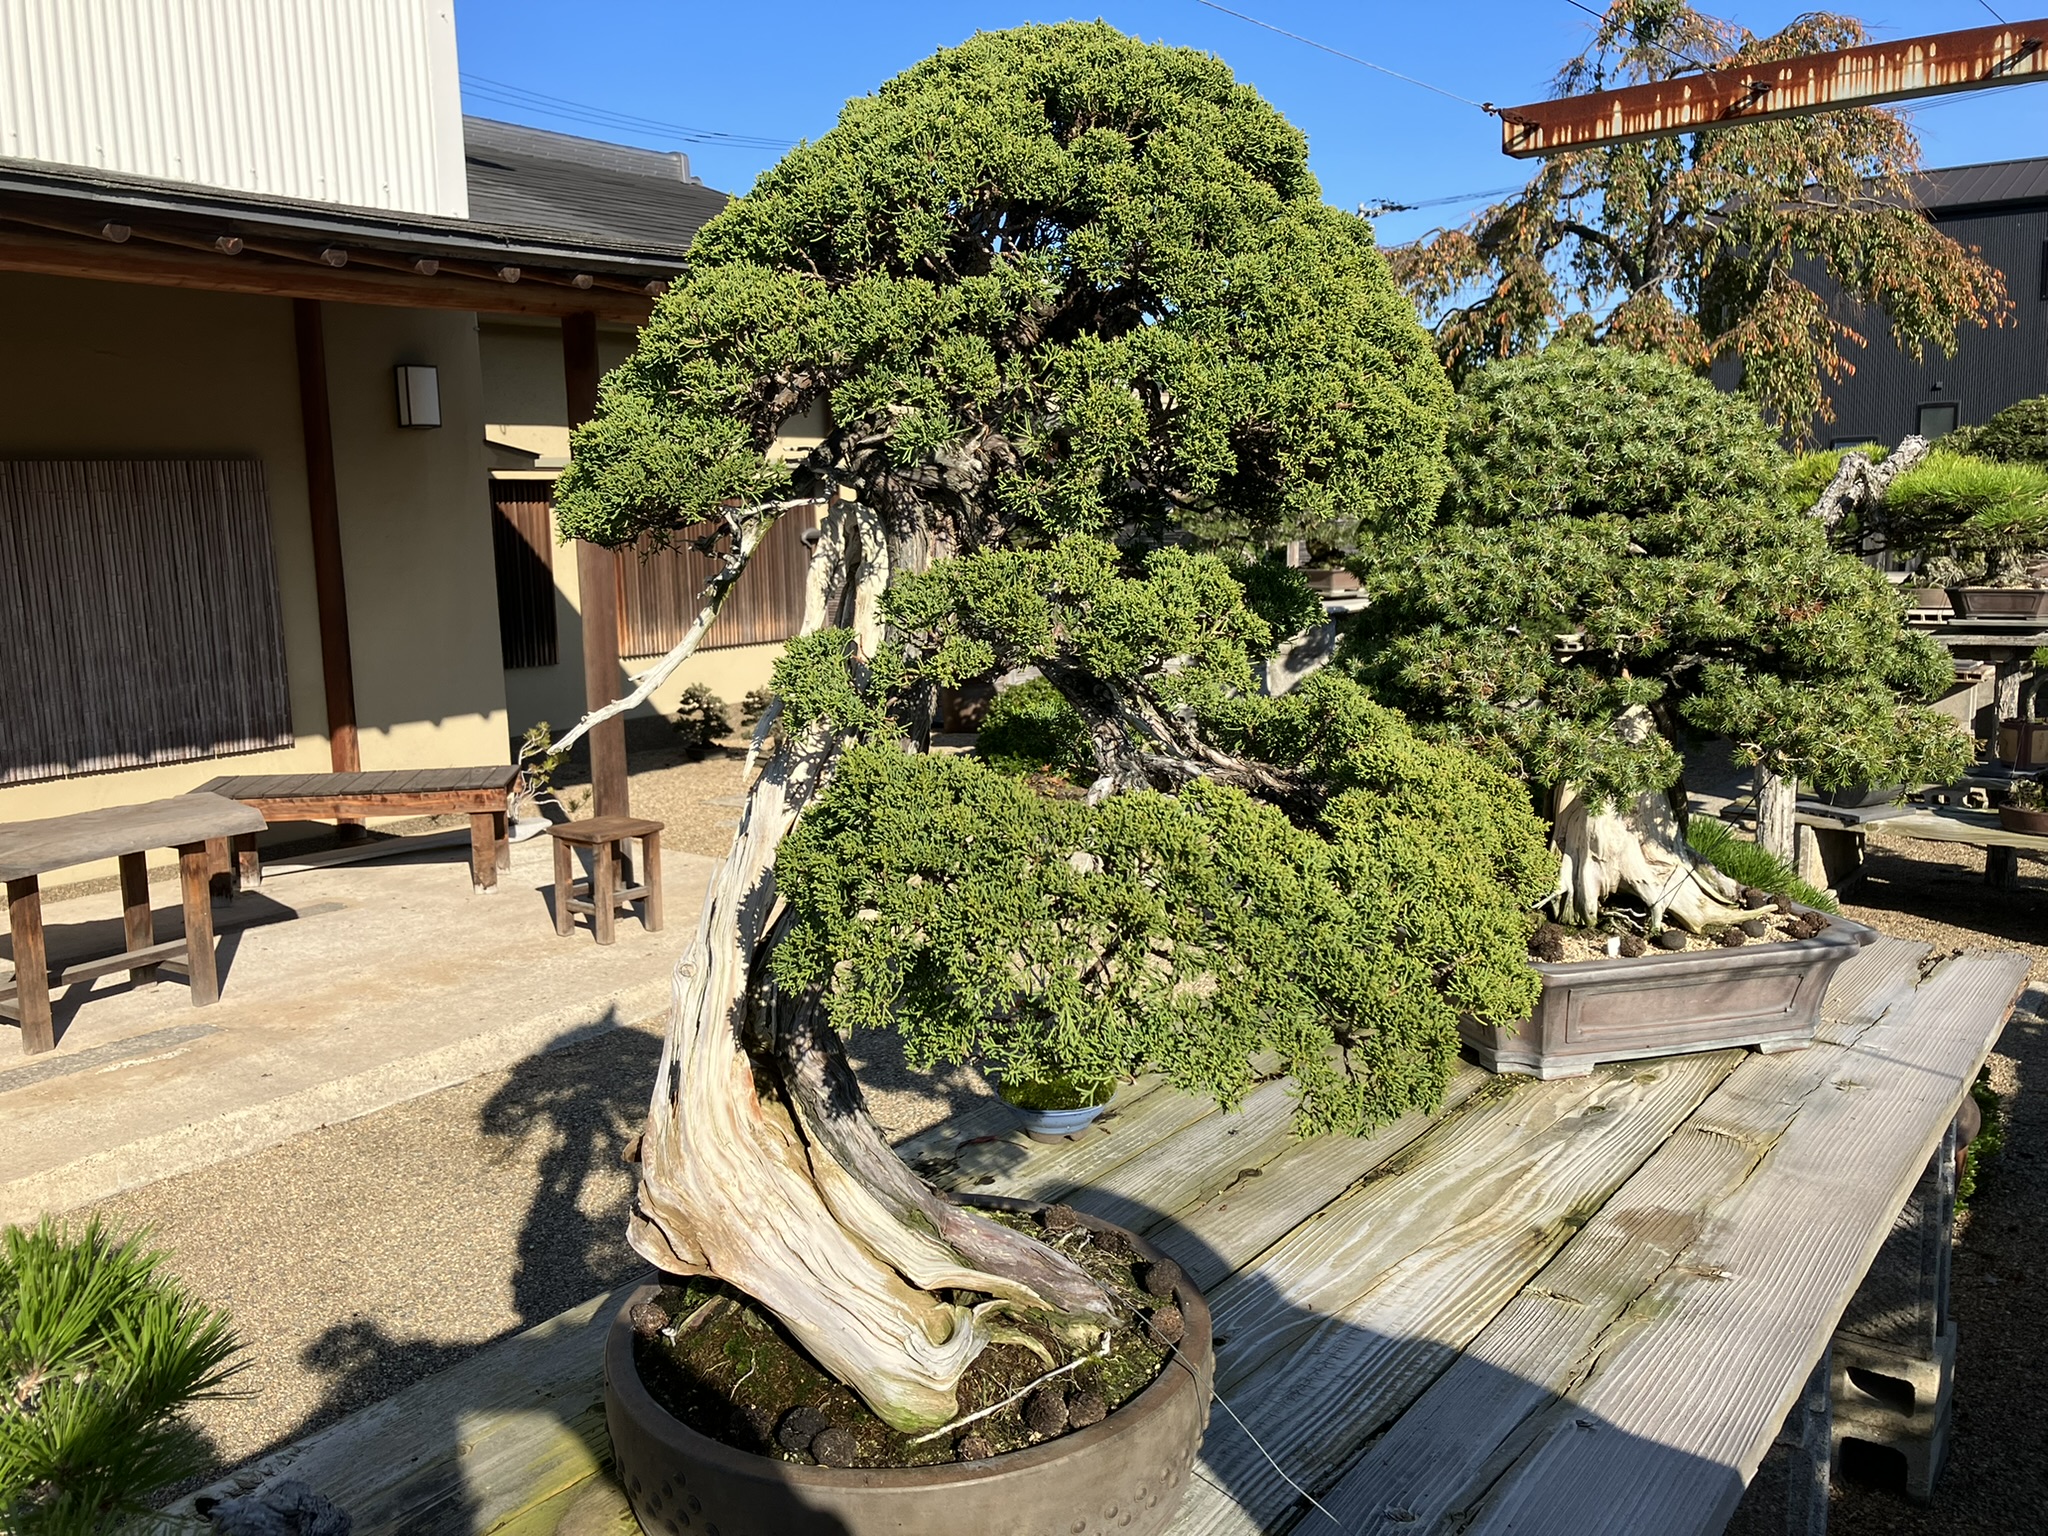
[6,875,53,1054]
[641,830,663,933]
[494,808,511,872]
[469,812,499,893]
[233,832,261,891]
[1986,845,2019,888]
[205,835,234,899]
[552,834,574,937]
[118,852,158,989]
[176,842,219,1007]
[593,840,617,946]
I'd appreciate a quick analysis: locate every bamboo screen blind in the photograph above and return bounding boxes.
[617,500,822,658]
[0,460,294,786]
[490,479,559,670]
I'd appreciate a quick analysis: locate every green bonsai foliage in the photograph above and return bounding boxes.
[551,21,1450,555]
[1684,818,1837,913]
[1,1219,242,1536]
[1958,394,2048,466]
[1345,345,1971,801]
[975,678,1092,779]
[1882,451,2048,586]
[669,683,732,759]
[771,540,1555,1136]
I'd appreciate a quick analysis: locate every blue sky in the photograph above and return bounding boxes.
[454,2,2047,246]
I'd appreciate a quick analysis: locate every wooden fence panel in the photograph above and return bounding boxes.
[0,459,294,787]
[490,479,559,670]
[617,500,821,658]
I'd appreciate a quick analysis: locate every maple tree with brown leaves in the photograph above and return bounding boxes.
[1390,0,2010,438]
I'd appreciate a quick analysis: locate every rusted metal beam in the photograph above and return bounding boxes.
[1500,18,2048,158]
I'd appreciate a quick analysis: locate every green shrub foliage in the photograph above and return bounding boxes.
[976,678,1093,778]
[771,540,1554,1136]
[1958,394,2048,466]
[552,22,1450,554]
[1880,450,2048,577]
[1345,346,1971,800]
[670,683,732,760]
[1,1219,242,1536]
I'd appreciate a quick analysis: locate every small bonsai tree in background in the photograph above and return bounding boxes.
[1881,452,2048,590]
[1,1219,242,1535]
[1955,394,2048,466]
[547,24,1485,1434]
[668,682,731,759]
[1345,345,1971,929]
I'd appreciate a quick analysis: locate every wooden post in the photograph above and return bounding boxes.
[117,852,158,988]
[177,842,220,1006]
[293,299,365,835]
[6,875,53,1054]
[564,310,629,819]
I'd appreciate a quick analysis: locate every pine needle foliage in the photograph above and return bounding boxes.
[552,22,1450,554]
[1683,817,1837,913]
[771,540,1555,1136]
[1344,346,1972,803]
[1,1219,242,1536]
[1879,451,2048,574]
[1957,394,2048,466]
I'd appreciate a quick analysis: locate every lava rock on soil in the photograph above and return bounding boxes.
[1091,1227,1137,1260]
[1741,887,1771,910]
[629,1300,670,1338]
[1528,921,1570,962]
[1655,930,1690,952]
[1041,1203,1082,1233]
[1138,1258,1182,1298]
[1740,918,1770,938]
[956,1432,995,1462]
[1067,1391,1108,1428]
[1718,929,1747,947]
[776,1404,832,1454]
[810,1426,860,1467]
[1025,1386,1069,1436]
[1148,1304,1186,1344]
[1618,933,1648,958]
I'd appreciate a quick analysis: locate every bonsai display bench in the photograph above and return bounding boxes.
[1,793,266,1054]
[195,766,522,893]
[172,937,2030,1536]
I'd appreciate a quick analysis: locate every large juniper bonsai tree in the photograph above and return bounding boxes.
[1344,344,1971,930]
[548,24,1548,1435]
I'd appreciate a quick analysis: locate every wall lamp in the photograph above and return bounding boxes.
[395,365,442,428]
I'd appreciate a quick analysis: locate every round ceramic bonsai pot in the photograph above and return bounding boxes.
[1946,586,2048,620]
[1997,805,2048,836]
[604,1202,1214,1536]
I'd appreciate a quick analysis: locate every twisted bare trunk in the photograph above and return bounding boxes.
[1755,767,1798,863]
[620,515,1113,1434]
[1549,786,1747,932]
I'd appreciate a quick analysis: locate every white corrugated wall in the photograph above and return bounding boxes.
[0,0,468,218]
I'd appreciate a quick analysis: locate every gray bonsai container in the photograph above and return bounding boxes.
[1460,908,1877,1081]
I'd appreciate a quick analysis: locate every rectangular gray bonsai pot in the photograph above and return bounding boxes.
[1459,909,1877,1081]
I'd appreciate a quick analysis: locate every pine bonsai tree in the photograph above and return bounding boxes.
[548,24,1537,1435]
[1344,344,1971,929]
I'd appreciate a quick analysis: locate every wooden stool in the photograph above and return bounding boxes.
[549,817,664,944]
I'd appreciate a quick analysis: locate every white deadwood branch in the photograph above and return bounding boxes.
[546,496,820,759]
[1807,434,1930,531]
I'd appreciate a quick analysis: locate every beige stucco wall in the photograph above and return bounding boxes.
[0,272,509,877]
[478,318,784,739]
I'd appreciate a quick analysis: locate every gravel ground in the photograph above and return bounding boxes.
[1727,832,2048,1535]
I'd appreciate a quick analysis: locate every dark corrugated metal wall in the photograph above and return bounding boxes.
[0,459,294,786]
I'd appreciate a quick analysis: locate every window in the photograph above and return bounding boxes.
[618,501,822,658]
[1917,402,1959,440]
[0,460,293,786]
[490,478,559,669]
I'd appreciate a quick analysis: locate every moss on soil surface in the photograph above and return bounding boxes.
[633,1211,1174,1468]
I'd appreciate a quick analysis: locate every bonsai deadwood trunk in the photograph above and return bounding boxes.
[1755,767,1799,863]
[1549,786,1747,932]
[619,511,1113,1435]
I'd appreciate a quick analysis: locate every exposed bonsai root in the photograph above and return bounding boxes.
[1549,786,1747,933]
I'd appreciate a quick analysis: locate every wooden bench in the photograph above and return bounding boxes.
[166,938,2032,1535]
[1790,800,2048,892]
[194,767,522,893]
[1,793,266,1054]
[548,817,664,944]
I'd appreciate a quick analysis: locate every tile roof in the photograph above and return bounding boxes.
[463,117,731,254]
[1910,156,2048,213]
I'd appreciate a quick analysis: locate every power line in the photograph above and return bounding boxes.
[1194,1,1492,111]
[459,73,796,152]
[1558,0,1722,76]
[1976,1,2009,23]
[1360,183,1527,215]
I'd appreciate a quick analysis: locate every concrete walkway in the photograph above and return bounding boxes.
[1,832,712,1224]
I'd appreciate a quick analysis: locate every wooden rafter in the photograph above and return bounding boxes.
[1500,17,2048,157]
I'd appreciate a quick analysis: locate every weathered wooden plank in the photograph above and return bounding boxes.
[937,1077,1223,1202]
[1812,935,1930,1039]
[171,1286,630,1536]
[1307,946,1935,1534]
[894,1074,1180,1182]
[1166,1052,1742,1536]
[0,793,265,880]
[1456,950,2031,1536]
[1155,1065,1493,1292]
